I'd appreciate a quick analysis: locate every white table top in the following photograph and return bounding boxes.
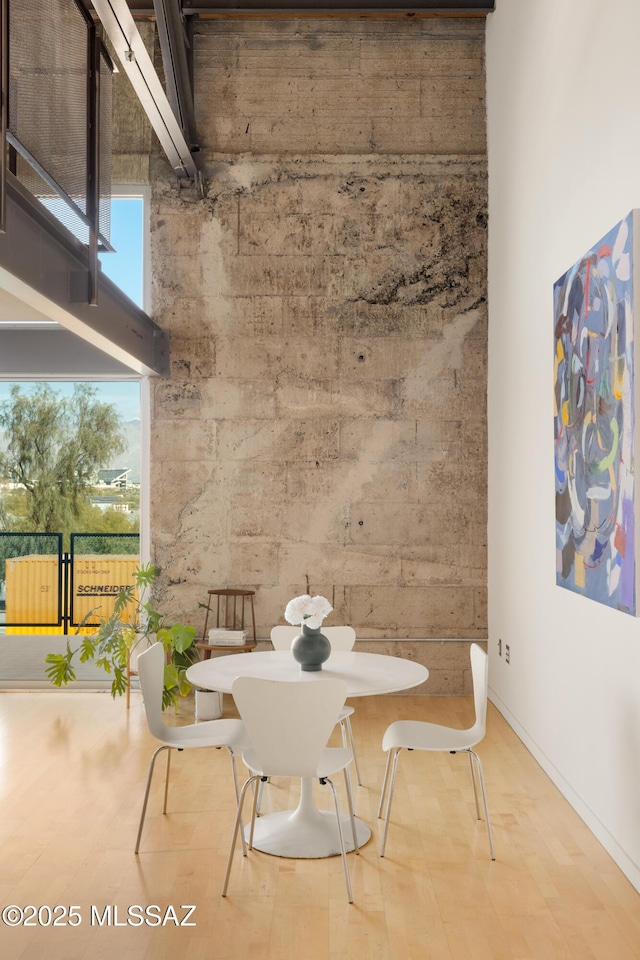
[186,649,428,697]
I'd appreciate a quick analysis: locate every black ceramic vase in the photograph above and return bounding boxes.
[291,622,331,671]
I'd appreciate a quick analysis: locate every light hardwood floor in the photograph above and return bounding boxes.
[0,688,639,960]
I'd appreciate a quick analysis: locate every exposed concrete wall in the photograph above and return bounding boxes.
[149,17,487,690]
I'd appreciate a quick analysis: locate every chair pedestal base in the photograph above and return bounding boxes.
[246,808,370,859]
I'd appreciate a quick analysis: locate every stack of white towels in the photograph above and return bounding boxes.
[208,628,247,646]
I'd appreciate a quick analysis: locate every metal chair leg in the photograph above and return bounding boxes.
[467,749,481,819]
[226,748,247,856]
[380,747,402,857]
[248,775,261,851]
[378,749,393,819]
[255,776,267,814]
[135,744,170,854]
[469,749,495,860]
[341,714,362,786]
[343,766,359,855]
[162,748,172,814]
[222,775,257,896]
[325,777,353,904]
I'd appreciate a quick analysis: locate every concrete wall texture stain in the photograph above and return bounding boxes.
[146,17,488,692]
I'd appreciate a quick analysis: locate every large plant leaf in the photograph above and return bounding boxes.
[79,635,98,663]
[134,562,160,588]
[44,647,77,686]
[111,666,127,699]
[163,662,179,691]
[158,623,196,654]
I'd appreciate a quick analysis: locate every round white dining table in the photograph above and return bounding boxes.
[186,649,428,859]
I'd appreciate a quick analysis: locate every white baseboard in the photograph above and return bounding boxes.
[489,686,640,894]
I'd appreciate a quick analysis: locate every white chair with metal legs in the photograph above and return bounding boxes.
[134,642,249,854]
[377,643,495,860]
[270,624,363,785]
[222,676,359,903]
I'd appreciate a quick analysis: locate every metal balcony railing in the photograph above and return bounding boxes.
[0,531,140,631]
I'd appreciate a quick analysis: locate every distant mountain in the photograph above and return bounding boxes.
[0,418,141,485]
[107,419,141,483]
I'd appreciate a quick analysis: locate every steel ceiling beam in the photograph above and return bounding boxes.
[0,175,169,377]
[152,0,199,153]
[123,1,494,13]
[92,0,199,181]
[0,327,135,377]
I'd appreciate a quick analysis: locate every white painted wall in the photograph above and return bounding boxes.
[486,0,640,890]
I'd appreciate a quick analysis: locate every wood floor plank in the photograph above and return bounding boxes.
[0,690,639,959]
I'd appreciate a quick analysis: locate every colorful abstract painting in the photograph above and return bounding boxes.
[554,213,637,614]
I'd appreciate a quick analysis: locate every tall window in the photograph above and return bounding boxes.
[0,190,148,678]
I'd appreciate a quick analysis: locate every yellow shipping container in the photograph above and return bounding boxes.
[5,555,59,627]
[73,555,139,625]
[4,554,139,634]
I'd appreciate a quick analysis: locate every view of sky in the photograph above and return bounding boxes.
[0,381,140,423]
[0,196,144,423]
[99,197,144,308]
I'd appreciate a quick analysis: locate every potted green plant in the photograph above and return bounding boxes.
[44,562,198,709]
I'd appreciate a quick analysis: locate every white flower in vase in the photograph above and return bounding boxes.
[284,594,333,630]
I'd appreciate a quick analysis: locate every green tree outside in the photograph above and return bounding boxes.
[0,384,128,545]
